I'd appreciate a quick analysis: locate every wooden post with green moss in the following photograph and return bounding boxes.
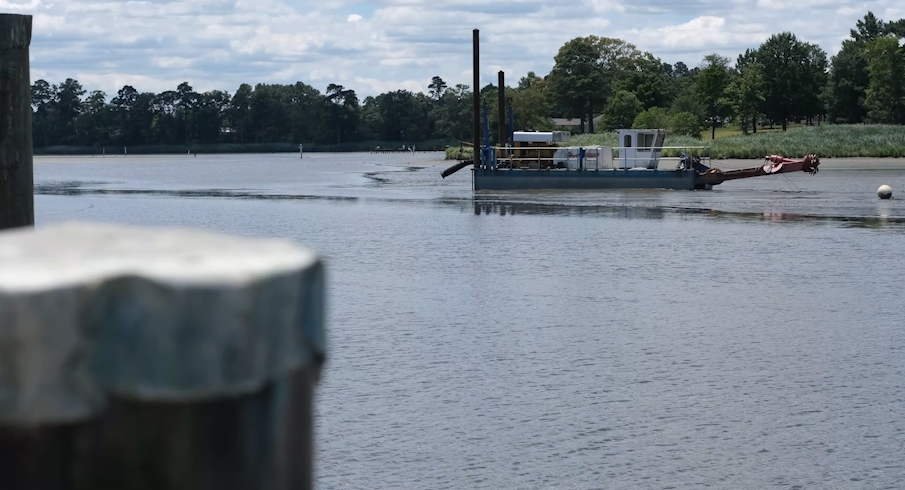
[0,14,34,230]
[0,223,326,490]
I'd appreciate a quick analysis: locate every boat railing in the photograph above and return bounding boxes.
[486,146,710,171]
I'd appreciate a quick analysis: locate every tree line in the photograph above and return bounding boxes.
[31,11,905,150]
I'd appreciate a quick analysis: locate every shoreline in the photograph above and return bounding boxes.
[428,157,905,169]
[33,153,905,170]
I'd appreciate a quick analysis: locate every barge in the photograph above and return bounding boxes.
[463,129,819,191]
[442,29,821,191]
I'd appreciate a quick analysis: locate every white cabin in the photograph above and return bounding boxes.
[618,129,666,169]
[512,131,571,143]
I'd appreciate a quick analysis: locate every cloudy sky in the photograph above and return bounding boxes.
[4,0,904,97]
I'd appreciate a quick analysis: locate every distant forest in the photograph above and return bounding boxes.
[31,12,905,151]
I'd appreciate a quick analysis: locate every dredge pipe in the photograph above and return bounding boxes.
[442,160,473,179]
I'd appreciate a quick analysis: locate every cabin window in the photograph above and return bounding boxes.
[623,135,632,149]
[640,133,654,151]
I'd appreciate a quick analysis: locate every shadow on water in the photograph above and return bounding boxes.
[35,182,360,203]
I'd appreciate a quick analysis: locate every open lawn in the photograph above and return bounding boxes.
[710,124,803,139]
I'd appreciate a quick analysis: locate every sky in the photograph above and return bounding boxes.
[3,0,904,98]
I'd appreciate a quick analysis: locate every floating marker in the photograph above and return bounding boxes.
[878,185,892,200]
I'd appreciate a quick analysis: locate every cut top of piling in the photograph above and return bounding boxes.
[0,14,32,49]
[0,222,325,425]
[0,222,318,291]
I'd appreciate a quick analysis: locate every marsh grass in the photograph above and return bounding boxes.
[445,146,474,160]
[570,125,905,159]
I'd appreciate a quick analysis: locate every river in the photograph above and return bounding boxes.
[35,153,905,489]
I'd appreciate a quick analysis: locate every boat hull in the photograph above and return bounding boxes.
[473,168,699,191]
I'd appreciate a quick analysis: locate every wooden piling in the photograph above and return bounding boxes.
[0,223,326,490]
[0,14,34,230]
[472,29,480,169]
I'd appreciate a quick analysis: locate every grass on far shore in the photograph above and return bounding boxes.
[574,124,905,159]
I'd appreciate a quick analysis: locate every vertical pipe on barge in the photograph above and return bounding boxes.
[472,29,481,169]
[497,71,506,147]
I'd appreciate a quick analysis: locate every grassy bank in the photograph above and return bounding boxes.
[35,139,456,156]
[448,125,905,159]
[572,125,905,159]
[445,146,474,160]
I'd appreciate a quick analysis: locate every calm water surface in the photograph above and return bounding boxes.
[35,153,905,489]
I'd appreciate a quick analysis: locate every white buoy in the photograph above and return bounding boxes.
[878,185,893,199]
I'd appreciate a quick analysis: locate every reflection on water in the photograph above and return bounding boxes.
[469,199,905,229]
[33,154,905,489]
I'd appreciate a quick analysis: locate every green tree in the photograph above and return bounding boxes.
[250,83,290,143]
[31,79,55,147]
[852,11,887,44]
[600,90,642,131]
[668,112,702,138]
[151,90,179,144]
[326,84,361,144]
[428,76,447,100]
[431,84,472,141]
[111,85,138,145]
[81,90,112,147]
[696,54,732,139]
[618,52,674,109]
[287,82,329,144]
[360,95,382,140]
[864,36,905,124]
[728,61,764,134]
[373,90,432,141]
[827,40,870,123]
[228,84,253,144]
[548,36,638,133]
[54,78,86,144]
[511,84,553,131]
[548,37,605,133]
[131,92,155,146]
[889,19,905,37]
[518,72,544,90]
[801,44,829,124]
[758,33,821,131]
[632,107,669,129]
[826,12,903,124]
[195,90,230,144]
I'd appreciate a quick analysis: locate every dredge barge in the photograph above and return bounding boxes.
[456,129,820,191]
[442,29,821,191]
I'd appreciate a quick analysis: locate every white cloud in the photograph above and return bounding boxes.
[624,16,770,52]
[153,57,193,69]
[22,0,904,97]
[0,0,41,10]
[583,0,625,13]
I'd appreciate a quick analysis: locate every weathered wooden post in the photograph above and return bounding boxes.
[0,14,34,230]
[0,222,326,490]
